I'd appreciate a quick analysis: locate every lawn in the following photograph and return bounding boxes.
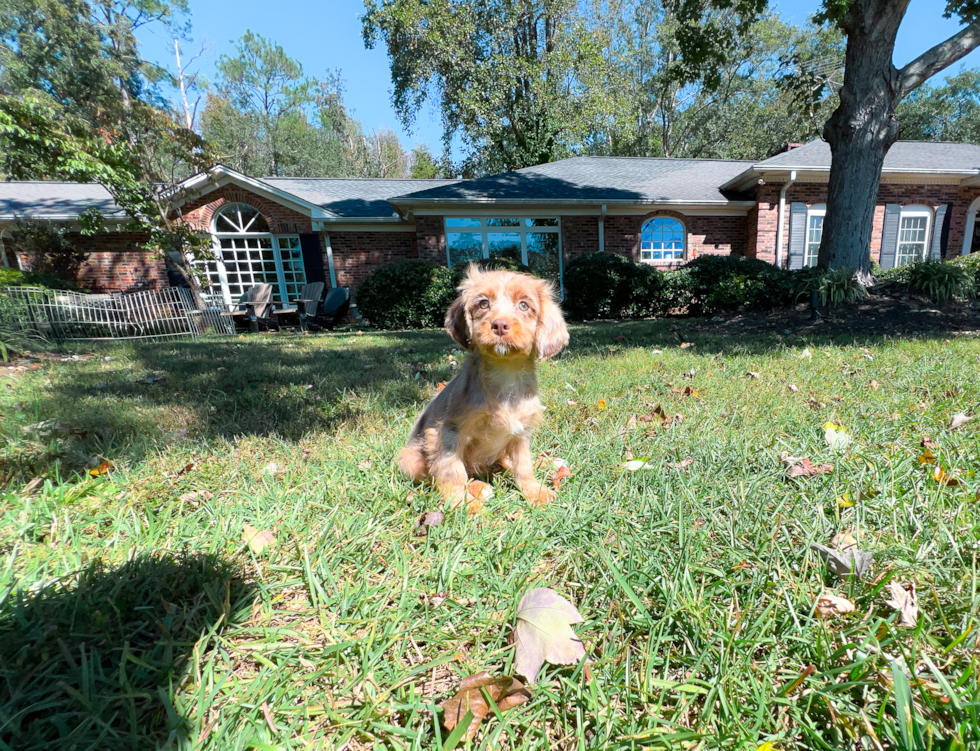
[1,321,978,750]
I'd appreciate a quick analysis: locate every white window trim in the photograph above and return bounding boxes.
[639,216,686,265]
[897,205,933,265]
[805,204,826,268]
[443,216,563,286]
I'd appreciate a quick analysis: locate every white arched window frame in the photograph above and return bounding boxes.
[639,216,685,264]
[897,205,933,266]
[205,203,306,307]
[805,204,826,268]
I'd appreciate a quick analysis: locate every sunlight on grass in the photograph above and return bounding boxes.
[1,323,978,749]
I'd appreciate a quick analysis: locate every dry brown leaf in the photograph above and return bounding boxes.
[746,371,760,379]
[787,384,799,393]
[440,672,532,741]
[785,458,833,478]
[948,412,972,431]
[468,480,493,500]
[358,460,372,470]
[931,465,961,486]
[552,465,572,489]
[831,530,858,551]
[885,581,918,628]
[869,379,879,391]
[242,524,276,555]
[920,436,937,449]
[88,459,110,476]
[917,448,937,465]
[672,457,694,471]
[414,510,445,536]
[680,342,694,349]
[435,382,447,393]
[513,588,586,683]
[815,592,856,618]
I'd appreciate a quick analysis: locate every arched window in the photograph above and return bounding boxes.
[640,216,685,264]
[202,202,306,307]
[805,204,826,268]
[897,205,933,265]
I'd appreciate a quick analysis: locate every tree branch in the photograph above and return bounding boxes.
[898,19,980,99]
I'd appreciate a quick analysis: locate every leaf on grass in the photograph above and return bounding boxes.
[680,342,694,349]
[948,412,972,431]
[831,530,857,551]
[810,542,872,579]
[815,592,856,618]
[623,459,653,471]
[358,460,372,470]
[787,384,799,392]
[885,581,918,628]
[88,459,110,476]
[917,448,937,465]
[836,492,854,508]
[746,371,760,379]
[931,465,961,486]
[823,424,852,452]
[597,399,607,410]
[435,382,447,393]
[414,511,444,536]
[468,480,494,501]
[178,490,213,506]
[440,672,532,741]
[869,379,879,391]
[780,454,833,478]
[513,588,586,683]
[552,465,572,488]
[672,457,694,471]
[242,524,276,555]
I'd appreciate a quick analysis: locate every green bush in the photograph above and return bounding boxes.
[562,252,664,320]
[356,257,541,330]
[0,267,86,292]
[665,254,793,314]
[907,260,975,303]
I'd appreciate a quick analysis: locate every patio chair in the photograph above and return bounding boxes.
[220,283,274,332]
[274,281,325,331]
[320,286,350,331]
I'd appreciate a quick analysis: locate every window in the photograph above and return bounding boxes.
[640,217,685,264]
[445,217,562,283]
[897,206,933,265]
[202,203,307,307]
[805,204,826,268]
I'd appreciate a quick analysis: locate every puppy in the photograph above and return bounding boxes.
[398,265,569,511]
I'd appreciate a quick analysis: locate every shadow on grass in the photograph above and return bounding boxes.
[0,552,252,750]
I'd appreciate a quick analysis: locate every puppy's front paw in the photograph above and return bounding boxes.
[524,483,555,506]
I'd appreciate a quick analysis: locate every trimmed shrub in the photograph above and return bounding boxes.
[0,267,86,292]
[355,257,541,330]
[665,254,792,314]
[562,252,664,320]
[907,260,975,303]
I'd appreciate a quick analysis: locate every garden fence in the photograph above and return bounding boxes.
[0,286,235,342]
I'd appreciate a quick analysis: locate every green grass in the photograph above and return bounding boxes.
[1,322,979,750]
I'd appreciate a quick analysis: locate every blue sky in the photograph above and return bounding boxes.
[138,0,980,153]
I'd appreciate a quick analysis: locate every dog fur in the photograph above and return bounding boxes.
[398,265,569,511]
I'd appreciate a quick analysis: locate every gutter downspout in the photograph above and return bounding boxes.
[774,170,797,269]
[324,232,337,288]
[599,204,607,252]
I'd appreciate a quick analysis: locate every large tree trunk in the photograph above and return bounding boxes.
[819,0,908,284]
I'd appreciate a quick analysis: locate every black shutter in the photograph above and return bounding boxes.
[879,204,900,270]
[299,233,327,285]
[931,204,950,261]
[787,202,807,270]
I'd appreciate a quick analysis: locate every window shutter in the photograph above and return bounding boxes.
[299,233,327,285]
[930,204,949,261]
[787,202,807,270]
[879,204,901,270]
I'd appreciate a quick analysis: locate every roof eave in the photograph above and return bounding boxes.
[389,197,754,207]
[176,166,341,219]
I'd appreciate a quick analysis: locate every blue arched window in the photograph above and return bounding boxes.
[640,216,685,264]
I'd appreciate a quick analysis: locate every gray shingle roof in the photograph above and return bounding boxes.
[391,156,753,204]
[754,139,980,172]
[263,177,460,217]
[0,181,126,220]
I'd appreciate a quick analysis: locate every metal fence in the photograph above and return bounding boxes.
[0,286,235,342]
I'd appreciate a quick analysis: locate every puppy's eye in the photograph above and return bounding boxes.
[479,299,490,309]
[518,301,529,312]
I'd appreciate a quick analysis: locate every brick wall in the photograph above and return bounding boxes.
[752,181,980,265]
[329,230,417,300]
[14,230,164,292]
[179,185,314,234]
[561,216,600,260]
[415,215,446,264]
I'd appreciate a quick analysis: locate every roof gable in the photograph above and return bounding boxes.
[262,177,459,217]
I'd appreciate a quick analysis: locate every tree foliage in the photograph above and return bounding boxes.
[897,69,980,143]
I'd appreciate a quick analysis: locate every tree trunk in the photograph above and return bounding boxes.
[819,0,908,284]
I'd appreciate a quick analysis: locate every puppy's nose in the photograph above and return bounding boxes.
[491,319,511,336]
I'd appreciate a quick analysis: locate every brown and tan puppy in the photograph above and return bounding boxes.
[398,265,569,511]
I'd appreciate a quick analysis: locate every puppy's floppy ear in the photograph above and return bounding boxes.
[535,282,569,360]
[445,296,471,349]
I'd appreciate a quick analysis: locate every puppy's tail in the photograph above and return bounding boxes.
[397,443,427,481]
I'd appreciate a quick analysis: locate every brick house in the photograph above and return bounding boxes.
[2,139,979,306]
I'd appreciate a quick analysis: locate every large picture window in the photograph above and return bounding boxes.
[805,204,826,268]
[202,203,307,307]
[445,217,562,283]
[640,216,685,264]
[897,206,933,265]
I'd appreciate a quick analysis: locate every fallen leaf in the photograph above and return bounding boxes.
[786,458,833,478]
[623,459,653,471]
[787,384,799,393]
[513,588,586,683]
[261,701,277,734]
[597,399,607,410]
[917,448,937,465]
[869,379,879,391]
[920,436,937,449]
[263,462,279,474]
[672,457,694,471]
[651,348,663,354]
[800,348,812,359]
[824,425,852,452]
[680,342,694,349]
[435,382,447,393]
[439,672,532,741]
[22,477,43,495]
[552,465,572,488]
[836,492,854,508]
[746,371,760,379]
[831,530,858,551]
[815,592,856,618]
[414,510,444,536]
[810,542,872,579]
[807,397,824,410]
[931,465,961,486]
[885,581,917,628]
[88,459,110,476]
[468,480,494,500]
[242,524,276,555]
[948,412,972,431]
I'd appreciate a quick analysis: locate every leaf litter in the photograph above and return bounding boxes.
[439,672,532,742]
[512,587,587,683]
